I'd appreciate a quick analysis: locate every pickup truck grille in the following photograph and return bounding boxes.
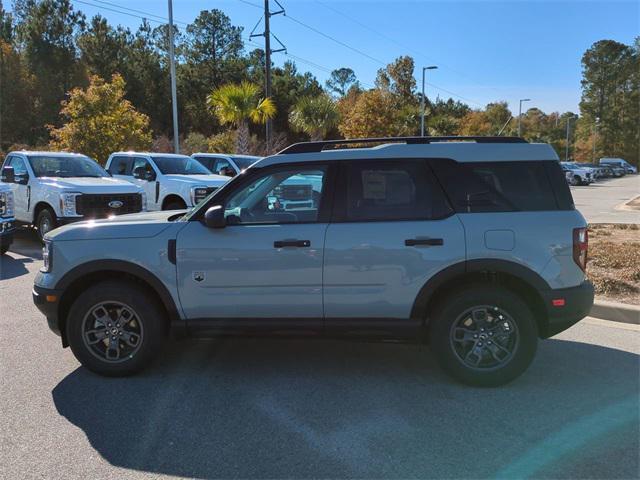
[76,193,143,218]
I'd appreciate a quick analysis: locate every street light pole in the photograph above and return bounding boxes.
[518,98,530,137]
[593,117,599,161]
[420,66,437,137]
[167,0,179,153]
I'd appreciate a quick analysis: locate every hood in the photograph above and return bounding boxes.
[39,176,142,193]
[162,174,229,187]
[47,209,185,242]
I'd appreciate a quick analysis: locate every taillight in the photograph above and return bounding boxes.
[573,227,588,272]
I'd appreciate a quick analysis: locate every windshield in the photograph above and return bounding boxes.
[153,156,211,175]
[28,155,108,178]
[232,155,260,170]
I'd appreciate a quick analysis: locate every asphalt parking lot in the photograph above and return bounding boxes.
[1,229,639,479]
[570,174,639,223]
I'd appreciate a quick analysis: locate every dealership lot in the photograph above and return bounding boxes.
[1,228,639,479]
[570,174,639,223]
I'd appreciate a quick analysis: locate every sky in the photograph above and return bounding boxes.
[13,0,639,113]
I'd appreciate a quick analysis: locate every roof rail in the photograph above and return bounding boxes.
[278,136,527,155]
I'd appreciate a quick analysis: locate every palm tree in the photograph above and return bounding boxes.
[289,94,339,141]
[206,82,276,154]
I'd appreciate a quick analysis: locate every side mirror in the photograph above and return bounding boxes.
[1,166,15,184]
[219,167,236,178]
[132,166,145,179]
[204,205,226,228]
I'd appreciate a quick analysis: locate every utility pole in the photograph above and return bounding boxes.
[565,117,572,161]
[518,98,530,137]
[593,117,599,161]
[420,66,437,137]
[250,0,285,154]
[168,0,179,153]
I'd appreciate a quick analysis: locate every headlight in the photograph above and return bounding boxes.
[59,192,81,217]
[140,191,147,211]
[0,191,11,217]
[42,240,52,273]
[190,186,209,206]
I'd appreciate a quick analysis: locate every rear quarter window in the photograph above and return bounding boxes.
[430,160,570,212]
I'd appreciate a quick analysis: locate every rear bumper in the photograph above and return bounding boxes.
[32,285,64,341]
[540,280,594,338]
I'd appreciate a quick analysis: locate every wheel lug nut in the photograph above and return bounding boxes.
[488,341,492,345]
[478,342,483,346]
[473,334,478,338]
[489,332,493,336]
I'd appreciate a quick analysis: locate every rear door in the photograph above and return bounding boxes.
[323,159,466,324]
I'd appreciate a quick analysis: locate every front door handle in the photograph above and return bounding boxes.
[274,239,311,248]
[405,238,444,247]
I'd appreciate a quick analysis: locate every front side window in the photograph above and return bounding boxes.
[28,155,108,178]
[108,156,132,175]
[341,160,451,222]
[153,156,211,175]
[224,167,326,224]
[7,156,28,176]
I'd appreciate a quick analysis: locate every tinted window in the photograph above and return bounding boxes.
[431,160,560,212]
[132,157,153,175]
[232,155,260,169]
[108,156,132,175]
[153,156,210,175]
[225,167,326,224]
[7,156,28,176]
[192,156,215,171]
[339,160,452,222]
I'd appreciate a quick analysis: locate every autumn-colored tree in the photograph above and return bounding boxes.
[49,74,152,164]
[289,94,339,141]
[206,81,276,154]
[339,89,405,138]
[458,111,492,135]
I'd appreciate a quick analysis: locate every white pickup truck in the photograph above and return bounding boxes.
[106,152,229,210]
[0,181,15,254]
[0,151,145,240]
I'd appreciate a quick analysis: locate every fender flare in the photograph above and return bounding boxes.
[410,259,550,320]
[56,259,181,323]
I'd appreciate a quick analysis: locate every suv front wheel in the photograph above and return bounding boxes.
[66,280,166,376]
[430,286,538,387]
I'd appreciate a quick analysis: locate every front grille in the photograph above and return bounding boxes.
[279,184,312,201]
[76,193,143,218]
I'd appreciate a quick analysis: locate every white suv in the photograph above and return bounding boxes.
[1,151,145,240]
[106,152,229,210]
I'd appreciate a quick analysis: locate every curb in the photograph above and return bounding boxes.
[590,300,640,325]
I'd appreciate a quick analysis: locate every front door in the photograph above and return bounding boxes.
[3,156,30,222]
[176,164,333,325]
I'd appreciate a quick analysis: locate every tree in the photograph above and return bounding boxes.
[326,68,359,97]
[207,81,276,154]
[339,89,409,138]
[49,74,152,164]
[289,94,339,141]
[375,55,416,103]
[459,110,492,135]
[77,15,129,80]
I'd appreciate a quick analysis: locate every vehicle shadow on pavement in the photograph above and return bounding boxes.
[0,229,42,280]
[52,338,639,479]
[0,252,34,280]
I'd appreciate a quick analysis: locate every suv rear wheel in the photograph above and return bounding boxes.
[66,280,166,376]
[430,285,538,387]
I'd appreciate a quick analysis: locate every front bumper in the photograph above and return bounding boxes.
[0,219,15,248]
[540,280,594,338]
[32,285,65,343]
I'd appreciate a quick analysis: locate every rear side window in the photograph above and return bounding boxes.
[430,160,566,213]
[336,160,452,222]
[108,156,132,175]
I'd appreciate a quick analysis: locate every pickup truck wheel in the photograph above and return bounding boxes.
[66,281,166,376]
[36,208,57,241]
[570,175,580,186]
[430,286,538,387]
[163,199,187,211]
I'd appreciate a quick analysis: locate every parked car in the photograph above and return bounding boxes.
[33,136,594,387]
[560,162,593,185]
[580,163,608,179]
[191,153,260,177]
[600,157,637,174]
[106,152,230,210]
[1,151,145,240]
[0,179,16,255]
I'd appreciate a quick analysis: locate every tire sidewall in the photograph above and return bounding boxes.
[431,286,538,387]
[36,208,56,242]
[66,281,166,376]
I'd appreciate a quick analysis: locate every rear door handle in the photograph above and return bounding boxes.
[405,238,444,247]
[274,239,311,248]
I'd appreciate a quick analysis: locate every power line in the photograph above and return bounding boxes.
[87,0,189,25]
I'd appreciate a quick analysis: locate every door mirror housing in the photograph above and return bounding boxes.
[1,166,15,184]
[204,205,226,228]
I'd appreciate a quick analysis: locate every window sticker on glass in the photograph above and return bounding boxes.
[361,170,387,200]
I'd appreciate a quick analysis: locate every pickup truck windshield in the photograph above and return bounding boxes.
[153,156,211,175]
[28,155,108,178]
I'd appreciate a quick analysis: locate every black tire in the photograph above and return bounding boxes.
[163,198,187,211]
[36,208,57,242]
[66,280,167,376]
[0,244,8,255]
[430,285,538,387]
